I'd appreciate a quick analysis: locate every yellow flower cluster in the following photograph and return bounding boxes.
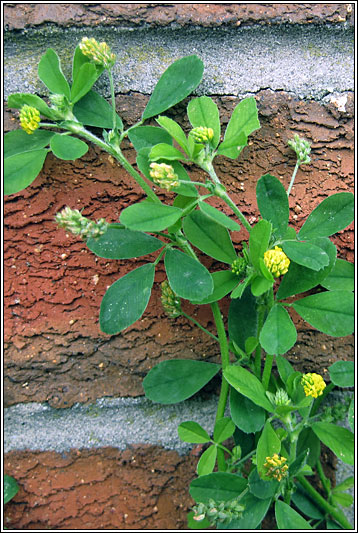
[301,373,326,399]
[149,163,179,191]
[160,281,181,318]
[190,126,214,144]
[263,453,288,482]
[263,246,290,278]
[79,37,116,69]
[19,105,41,135]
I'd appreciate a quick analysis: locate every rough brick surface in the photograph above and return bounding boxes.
[4,91,354,408]
[4,3,354,30]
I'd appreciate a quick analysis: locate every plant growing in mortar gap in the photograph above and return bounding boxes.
[5,38,354,530]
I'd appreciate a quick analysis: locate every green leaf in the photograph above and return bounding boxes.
[149,143,186,161]
[311,422,354,465]
[183,210,237,264]
[289,448,310,478]
[291,486,324,520]
[348,397,354,431]
[197,445,217,476]
[191,271,238,304]
[187,96,221,148]
[143,359,220,404]
[282,241,329,271]
[217,96,260,159]
[72,44,105,84]
[4,129,55,158]
[199,202,241,231]
[73,90,123,129]
[218,494,271,530]
[4,475,19,504]
[120,202,183,232]
[275,500,313,529]
[275,354,295,383]
[38,48,70,99]
[50,134,88,160]
[86,225,163,259]
[128,125,172,152]
[178,421,211,443]
[297,428,320,467]
[7,93,59,119]
[213,417,235,443]
[189,472,247,503]
[228,287,258,352]
[230,274,254,299]
[156,115,189,153]
[224,366,274,412]
[70,62,99,104]
[249,219,272,270]
[248,468,279,500]
[276,237,337,300]
[257,421,281,479]
[298,192,354,240]
[99,263,155,334]
[328,361,354,388]
[259,304,297,355]
[142,55,204,120]
[333,476,354,492]
[331,492,353,507]
[164,248,213,300]
[320,258,354,291]
[4,149,48,195]
[230,387,265,434]
[250,274,273,297]
[256,174,289,238]
[187,511,212,529]
[292,290,354,337]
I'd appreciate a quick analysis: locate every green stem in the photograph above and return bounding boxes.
[107,69,117,131]
[181,311,219,343]
[262,353,274,391]
[287,161,300,196]
[316,459,331,496]
[296,475,353,529]
[254,303,266,379]
[205,163,252,232]
[210,301,230,472]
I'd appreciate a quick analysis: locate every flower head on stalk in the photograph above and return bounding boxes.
[263,246,290,278]
[149,163,179,191]
[301,373,326,399]
[55,207,109,240]
[263,453,289,482]
[192,497,244,527]
[161,281,182,318]
[79,37,116,69]
[288,134,311,165]
[189,126,214,144]
[19,105,41,134]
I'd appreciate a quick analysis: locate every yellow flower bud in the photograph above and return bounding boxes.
[263,246,290,278]
[190,126,214,144]
[263,454,288,482]
[79,37,116,69]
[149,163,179,191]
[301,373,326,399]
[19,105,41,135]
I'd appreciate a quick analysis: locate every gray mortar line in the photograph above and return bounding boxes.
[4,24,353,101]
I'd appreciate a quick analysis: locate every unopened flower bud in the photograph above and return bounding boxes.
[274,389,291,406]
[263,454,289,482]
[19,105,41,134]
[79,37,116,69]
[190,126,214,144]
[301,373,326,399]
[55,207,109,240]
[161,281,182,317]
[231,256,247,277]
[149,163,179,191]
[288,134,311,165]
[263,246,290,278]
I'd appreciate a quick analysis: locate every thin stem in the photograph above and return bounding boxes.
[254,303,266,379]
[287,161,300,196]
[107,69,117,131]
[296,475,353,529]
[316,459,331,496]
[210,301,230,472]
[114,149,161,204]
[262,353,274,390]
[181,311,219,343]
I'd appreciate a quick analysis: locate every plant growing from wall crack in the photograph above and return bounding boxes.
[5,38,354,530]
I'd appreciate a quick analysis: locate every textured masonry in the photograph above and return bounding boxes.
[4,4,354,529]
